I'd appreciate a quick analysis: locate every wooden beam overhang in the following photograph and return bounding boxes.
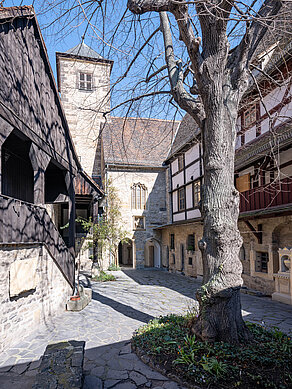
[244,220,263,244]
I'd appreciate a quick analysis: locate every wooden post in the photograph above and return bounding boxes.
[65,171,76,255]
[29,144,50,205]
[92,198,99,263]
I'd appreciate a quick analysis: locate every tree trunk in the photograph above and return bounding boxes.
[193,91,251,343]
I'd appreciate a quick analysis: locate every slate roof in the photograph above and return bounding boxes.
[65,42,103,60]
[102,117,179,167]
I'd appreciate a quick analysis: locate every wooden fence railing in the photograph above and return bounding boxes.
[240,177,292,213]
[0,195,75,287]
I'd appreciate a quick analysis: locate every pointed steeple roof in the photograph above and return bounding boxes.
[65,42,103,60]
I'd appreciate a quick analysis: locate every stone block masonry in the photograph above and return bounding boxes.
[0,245,73,352]
[33,340,85,389]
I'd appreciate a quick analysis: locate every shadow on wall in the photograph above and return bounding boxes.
[132,171,168,269]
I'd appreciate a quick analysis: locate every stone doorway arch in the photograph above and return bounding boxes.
[118,240,134,267]
[145,238,161,268]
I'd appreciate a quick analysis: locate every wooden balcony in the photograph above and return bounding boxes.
[239,177,292,214]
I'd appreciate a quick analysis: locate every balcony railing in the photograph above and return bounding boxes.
[240,177,292,214]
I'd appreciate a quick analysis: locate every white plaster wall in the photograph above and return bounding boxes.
[0,245,72,352]
[187,209,201,219]
[171,159,179,174]
[59,57,111,177]
[173,212,185,222]
[245,126,257,144]
[235,135,241,150]
[186,184,193,209]
[186,161,200,182]
[185,144,199,166]
[172,171,184,188]
[173,191,178,212]
[261,80,288,113]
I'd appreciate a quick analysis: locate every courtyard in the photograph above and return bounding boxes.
[0,269,292,389]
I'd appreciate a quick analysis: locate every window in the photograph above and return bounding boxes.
[178,188,185,211]
[131,183,147,209]
[188,257,193,266]
[79,72,92,91]
[178,154,184,171]
[244,104,257,127]
[255,252,268,273]
[133,216,145,230]
[170,234,175,250]
[187,234,195,251]
[171,253,175,264]
[193,180,201,207]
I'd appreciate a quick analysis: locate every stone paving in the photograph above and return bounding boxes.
[1,268,292,389]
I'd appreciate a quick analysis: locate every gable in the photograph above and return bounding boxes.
[0,7,77,172]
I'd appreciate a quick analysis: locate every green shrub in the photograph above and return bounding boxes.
[108,264,121,271]
[93,271,116,282]
[132,314,292,388]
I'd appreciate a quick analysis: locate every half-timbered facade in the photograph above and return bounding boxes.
[0,6,103,352]
[157,38,292,304]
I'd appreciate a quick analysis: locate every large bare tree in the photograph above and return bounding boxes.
[37,0,289,343]
[126,0,284,343]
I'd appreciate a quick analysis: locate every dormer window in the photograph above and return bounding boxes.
[79,72,92,91]
[178,154,184,171]
[243,104,256,128]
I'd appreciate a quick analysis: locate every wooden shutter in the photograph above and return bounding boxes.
[236,173,251,193]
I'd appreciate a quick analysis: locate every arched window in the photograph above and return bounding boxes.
[131,183,147,209]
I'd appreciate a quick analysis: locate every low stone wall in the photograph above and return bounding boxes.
[242,273,275,296]
[0,244,73,352]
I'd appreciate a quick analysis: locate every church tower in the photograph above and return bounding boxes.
[56,43,113,183]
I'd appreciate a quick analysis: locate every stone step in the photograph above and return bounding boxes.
[32,340,85,389]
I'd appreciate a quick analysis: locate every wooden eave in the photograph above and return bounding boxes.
[0,5,82,175]
[235,120,292,172]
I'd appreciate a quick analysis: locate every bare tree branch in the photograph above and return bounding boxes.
[160,11,204,127]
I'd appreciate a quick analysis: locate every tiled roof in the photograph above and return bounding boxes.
[166,114,200,160]
[102,117,179,167]
[65,42,104,60]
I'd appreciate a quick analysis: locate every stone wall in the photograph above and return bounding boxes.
[238,215,292,298]
[58,56,111,178]
[107,168,168,268]
[0,245,72,352]
[160,222,204,277]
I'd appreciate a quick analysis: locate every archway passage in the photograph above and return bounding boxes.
[1,131,34,203]
[118,241,133,267]
[145,239,161,268]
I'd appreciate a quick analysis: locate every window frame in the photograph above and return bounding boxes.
[255,251,269,273]
[187,234,196,252]
[170,234,175,250]
[131,183,147,210]
[193,180,201,208]
[178,187,185,211]
[243,103,257,128]
[79,72,93,91]
[177,154,184,171]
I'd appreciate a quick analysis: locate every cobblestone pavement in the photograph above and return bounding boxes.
[1,268,292,389]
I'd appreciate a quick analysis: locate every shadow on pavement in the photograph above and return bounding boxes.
[91,290,155,323]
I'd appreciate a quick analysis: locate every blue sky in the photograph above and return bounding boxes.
[2,0,261,120]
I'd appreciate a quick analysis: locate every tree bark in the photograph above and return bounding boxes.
[192,75,251,343]
[127,0,282,343]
